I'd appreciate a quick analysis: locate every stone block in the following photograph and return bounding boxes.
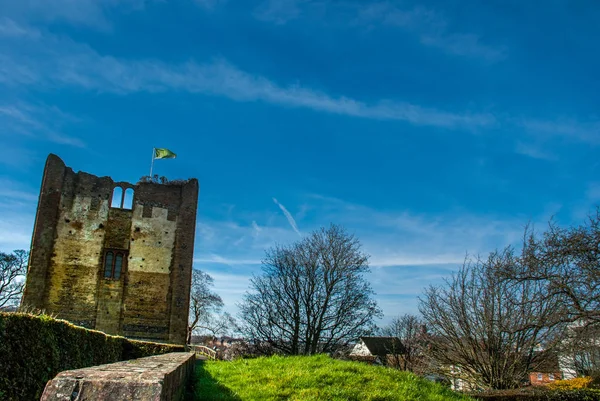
[40,352,195,401]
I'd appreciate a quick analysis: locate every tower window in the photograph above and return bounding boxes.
[110,187,123,208]
[110,186,134,209]
[103,249,127,279]
[123,188,134,209]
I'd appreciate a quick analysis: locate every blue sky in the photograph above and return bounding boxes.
[1,0,599,325]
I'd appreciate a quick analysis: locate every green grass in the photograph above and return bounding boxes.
[192,354,472,401]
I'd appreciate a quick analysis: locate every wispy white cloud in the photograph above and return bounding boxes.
[251,220,262,237]
[0,217,33,252]
[1,15,591,161]
[0,179,39,204]
[358,3,441,30]
[514,141,557,161]
[569,182,600,220]
[194,219,299,265]
[194,0,227,9]
[368,263,462,321]
[359,2,507,62]
[420,33,507,62]
[0,0,153,30]
[0,101,85,147]
[585,183,600,205]
[0,105,40,127]
[255,1,507,62]
[194,254,261,266]
[272,198,301,236]
[0,178,37,252]
[201,193,538,272]
[254,0,303,25]
[520,118,600,144]
[203,271,252,314]
[307,193,544,267]
[0,17,40,38]
[0,22,495,130]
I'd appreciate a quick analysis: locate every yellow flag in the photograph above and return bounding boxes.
[154,148,176,159]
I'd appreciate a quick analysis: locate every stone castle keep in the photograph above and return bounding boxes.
[21,154,198,344]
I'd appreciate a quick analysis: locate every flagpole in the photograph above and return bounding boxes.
[149,147,155,178]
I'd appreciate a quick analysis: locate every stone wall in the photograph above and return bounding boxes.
[21,154,199,344]
[40,352,195,401]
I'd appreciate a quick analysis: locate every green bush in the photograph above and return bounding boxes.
[0,312,184,401]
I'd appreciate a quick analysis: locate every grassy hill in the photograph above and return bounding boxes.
[192,354,471,401]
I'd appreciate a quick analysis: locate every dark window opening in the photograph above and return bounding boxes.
[104,251,113,277]
[103,249,127,279]
[114,254,123,278]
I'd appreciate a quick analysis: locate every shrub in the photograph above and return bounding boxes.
[548,377,594,390]
[0,312,184,401]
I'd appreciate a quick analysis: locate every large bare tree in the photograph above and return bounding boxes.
[0,250,27,309]
[239,224,381,355]
[419,248,565,390]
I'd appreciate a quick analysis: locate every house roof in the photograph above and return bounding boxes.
[530,351,560,373]
[359,336,406,356]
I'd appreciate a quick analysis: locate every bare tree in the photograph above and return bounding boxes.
[188,269,224,344]
[504,212,600,326]
[239,224,381,355]
[1,250,27,309]
[419,248,565,390]
[381,314,426,373]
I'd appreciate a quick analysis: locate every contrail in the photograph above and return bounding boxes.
[272,198,301,236]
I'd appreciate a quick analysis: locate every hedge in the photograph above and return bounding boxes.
[0,312,185,401]
[471,388,600,401]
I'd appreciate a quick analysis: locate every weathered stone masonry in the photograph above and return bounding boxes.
[21,154,198,344]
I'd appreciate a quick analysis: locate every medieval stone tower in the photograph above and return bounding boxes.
[21,154,198,344]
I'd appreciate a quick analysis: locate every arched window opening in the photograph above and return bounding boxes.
[111,187,123,208]
[104,251,114,278]
[103,249,127,280]
[123,188,134,210]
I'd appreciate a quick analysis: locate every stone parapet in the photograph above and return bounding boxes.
[40,352,195,401]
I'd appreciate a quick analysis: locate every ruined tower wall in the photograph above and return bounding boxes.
[46,169,114,328]
[22,154,198,344]
[168,181,198,343]
[121,183,186,342]
[23,155,67,308]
